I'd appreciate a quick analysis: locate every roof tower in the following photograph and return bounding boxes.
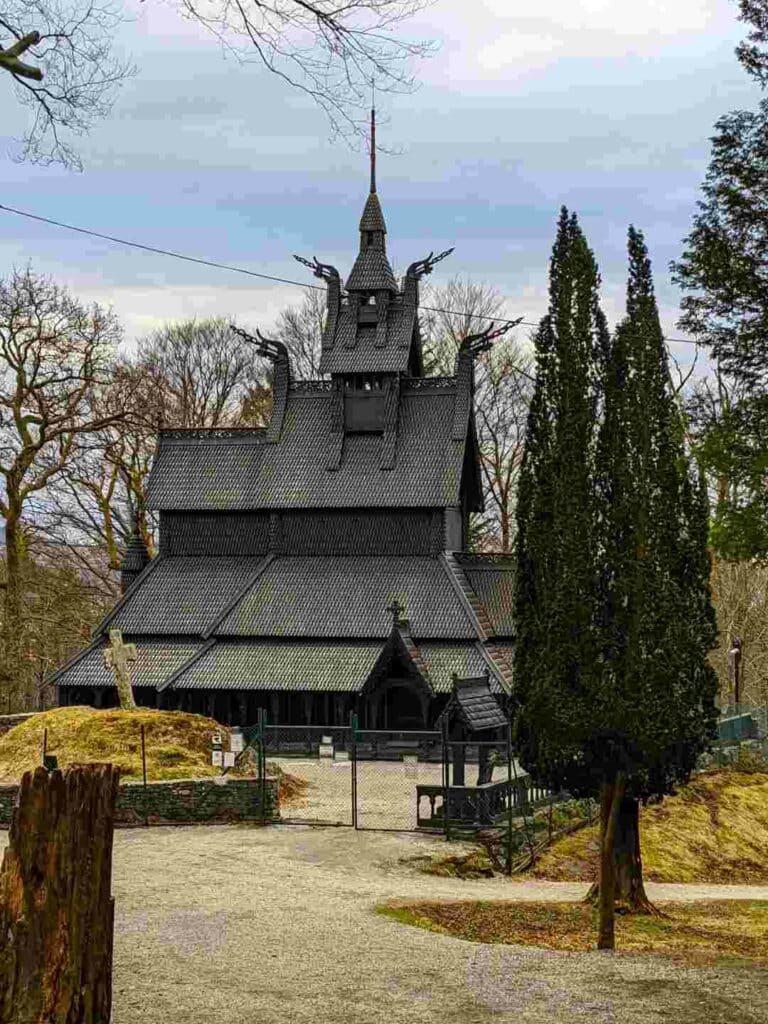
[345,107,398,294]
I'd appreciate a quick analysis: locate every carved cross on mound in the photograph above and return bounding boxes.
[102,628,137,710]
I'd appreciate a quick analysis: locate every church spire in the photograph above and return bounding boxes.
[346,104,397,293]
[370,105,376,194]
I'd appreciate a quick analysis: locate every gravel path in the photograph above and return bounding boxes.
[3,824,766,1024]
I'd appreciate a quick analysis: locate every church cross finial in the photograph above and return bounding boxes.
[386,598,405,627]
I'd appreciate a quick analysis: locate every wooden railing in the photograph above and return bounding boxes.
[416,776,553,829]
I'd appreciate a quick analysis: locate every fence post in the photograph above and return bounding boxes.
[140,724,147,788]
[0,764,120,1023]
[257,707,266,823]
[441,718,451,843]
[728,636,743,709]
[506,722,513,875]
[140,722,149,827]
[350,711,358,829]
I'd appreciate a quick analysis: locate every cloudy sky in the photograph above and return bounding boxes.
[2,0,763,384]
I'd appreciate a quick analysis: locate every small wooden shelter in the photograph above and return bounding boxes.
[435,672,508,786]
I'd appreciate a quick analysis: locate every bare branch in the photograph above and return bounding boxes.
[0,0,136,169]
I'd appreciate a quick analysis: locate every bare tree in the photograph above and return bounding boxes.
[0,0,135,169]
[42,317,268,588]
[421,277,534,551]
[274,286,326,379]
[174,0,435,142]
[0,528,114,714]
[39,358,159,589]
[709,554,768,708]
[136,316,265,428]
[0,266,127,711]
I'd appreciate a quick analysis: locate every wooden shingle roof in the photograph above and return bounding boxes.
[51,638,509,695]
[146,384,469,511]
[436,674,508,733]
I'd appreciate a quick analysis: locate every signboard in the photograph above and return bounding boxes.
[319,743,334,759]
[212,733,223,748]
[403,754,418,779]
[223,751,236,768]
[211,750,223,767]
[230,734,244,752]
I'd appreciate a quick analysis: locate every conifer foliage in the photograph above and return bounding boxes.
[513,213,719,950]
[512,207,608,792]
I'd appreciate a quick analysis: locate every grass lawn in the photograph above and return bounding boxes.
[377,899,768,967]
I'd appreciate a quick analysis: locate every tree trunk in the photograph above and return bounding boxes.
[0,763,120,1024]
[2,512,25,713]
[586,795,663,915]
[597,771,625,951]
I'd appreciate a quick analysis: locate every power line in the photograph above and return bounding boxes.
[0,204,320,291]
[0,202,701,346]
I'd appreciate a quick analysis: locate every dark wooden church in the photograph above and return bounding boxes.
[51,120,516,729]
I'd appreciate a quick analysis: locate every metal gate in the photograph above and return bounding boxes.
[258,721,355,826]
[241,714,549,838]
[351,727,444,831]
[242,712,446,832]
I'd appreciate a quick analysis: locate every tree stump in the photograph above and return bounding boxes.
[0,762,120,1024]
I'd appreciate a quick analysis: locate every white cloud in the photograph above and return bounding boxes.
[408,0,740,86]
[78,282,299,349]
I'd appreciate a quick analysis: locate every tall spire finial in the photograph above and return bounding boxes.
[369,106,376,194]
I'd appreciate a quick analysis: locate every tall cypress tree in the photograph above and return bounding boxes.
[512,209,616,940]
[514,216,719,950]
[590,227,720,914]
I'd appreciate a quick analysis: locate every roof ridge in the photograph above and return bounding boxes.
[44,634,105,688]
[96,553,166,635]
[157,638,217,693]
[204,553,276,639]
[439,552,489,640]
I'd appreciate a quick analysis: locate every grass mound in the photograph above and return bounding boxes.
[0,706,302,801]
[377,899,768,967]
[533,767,768,884]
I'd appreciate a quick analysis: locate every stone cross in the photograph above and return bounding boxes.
[102,628,138,710]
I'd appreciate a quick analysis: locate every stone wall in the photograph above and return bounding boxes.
[0,774,278,828]
[0,713,38,738]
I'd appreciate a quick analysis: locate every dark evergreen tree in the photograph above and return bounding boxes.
[590,227,719,915]
[512,208,618,944]
[671,0,768,557]
[514,217,719,950]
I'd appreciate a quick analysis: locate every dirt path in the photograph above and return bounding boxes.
[3,825,766,1024]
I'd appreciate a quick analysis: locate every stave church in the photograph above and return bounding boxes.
[50,115,516,729]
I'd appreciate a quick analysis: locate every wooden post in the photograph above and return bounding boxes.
[0,763,120,1023]
[141,723,147,787]
[728,636,743,709]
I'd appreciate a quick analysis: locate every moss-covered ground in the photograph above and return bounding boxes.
[0,706,308,805]
[532,767,768,884]
[377,899,768,967]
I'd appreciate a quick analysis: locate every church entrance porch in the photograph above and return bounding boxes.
[382,684,426,730]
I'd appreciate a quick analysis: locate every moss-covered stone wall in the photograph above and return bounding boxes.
[0,774,278,828]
